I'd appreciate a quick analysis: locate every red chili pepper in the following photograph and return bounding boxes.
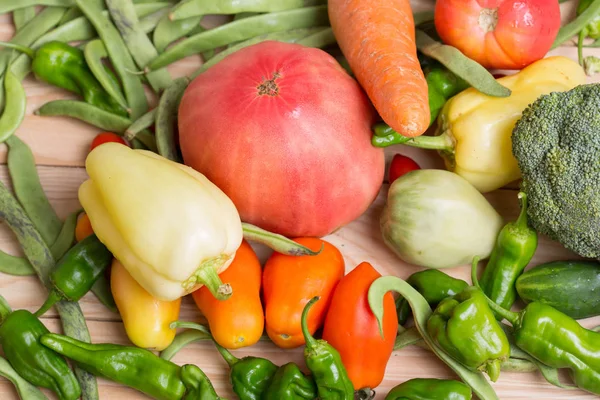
[321,262,398,391]
[389,154,420,183]
[90,132,128,151]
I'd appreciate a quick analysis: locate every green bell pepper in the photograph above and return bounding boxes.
[426,286,510,382]
[385,378,472,400]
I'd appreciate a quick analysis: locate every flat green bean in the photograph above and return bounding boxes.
[132,138,149,149]
[139,8,171,33]
[0,356,48,400]
[58,7,82,24]
[147,5,330,70]
[153,14,202,53]
[75,0,149,120]
[552,0,600,49]
[107,0,172,93]
[0,251,35,276]
[84,40,129,110]
[188,27,326,79]
[415,29,511,97]
[0,0,73,13]
[413,10,435,26]
[0,71,26,144]
[90,275,118,313]
[125,108,156,141]
[170,0,326,20]
[228,13,261,48]
[12,7,36,30]
[295,27,336,48]
[0,180,98,400]
[156,77,188,161]
[6,135,62,246]
[34,100,157,151]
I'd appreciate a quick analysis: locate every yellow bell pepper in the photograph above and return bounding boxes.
[110,259,180,351]
[79,143,243,302]
[437,56,585,192]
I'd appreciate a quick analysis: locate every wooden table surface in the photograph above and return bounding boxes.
[1,1,599,399]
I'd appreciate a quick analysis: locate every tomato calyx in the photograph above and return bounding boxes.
[479,8,499,32]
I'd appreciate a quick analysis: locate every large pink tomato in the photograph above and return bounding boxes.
[178,41,384,237]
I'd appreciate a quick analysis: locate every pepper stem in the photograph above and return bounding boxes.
[0,41,35,58]
[515,192,529,228]
[241,223,322,256]
[34,290,62,317]
[186,262,232,301]
[486,359,501,383]
[371,123,455,152]
[300,296,320,349]
[471,257,519,325]
[213,342,240,368]
[0,294,12,324]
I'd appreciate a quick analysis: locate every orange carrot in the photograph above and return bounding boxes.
[328,0,430,137]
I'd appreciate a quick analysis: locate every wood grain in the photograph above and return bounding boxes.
[1,1,599,399]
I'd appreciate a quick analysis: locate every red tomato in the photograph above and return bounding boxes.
[90,132,128,151]
[389,154,420,183]
[434,0,561,70]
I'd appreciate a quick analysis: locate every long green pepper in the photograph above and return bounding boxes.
[262,362,318,400]
[479,192,537,316]
[472,257,600,395]
[301,296,354,400]
[0,296,81,400]
[40,333,221,400]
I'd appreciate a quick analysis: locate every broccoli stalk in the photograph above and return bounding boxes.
[511,83,600,259]
[583,55,600,76]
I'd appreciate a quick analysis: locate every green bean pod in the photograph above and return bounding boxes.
[155,77,188,161]
[0,356,47,400]
[0,0,72,14]
[107,0,172,93]
[415,30,511,98]
[126,108,157,141]
[0,71,26,144]
[12,7,36,30]
[295,27,336,48]
[147,6,330,71]
[170,0,326,20]
[153,15,202,53]
[84,40,129,111]
[34,100,157,151]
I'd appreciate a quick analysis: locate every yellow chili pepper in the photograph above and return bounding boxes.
[437,56,585,192]
[78,143,243,302]
[110,259,180,351]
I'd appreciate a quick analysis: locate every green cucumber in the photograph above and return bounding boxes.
[516,260,600,319]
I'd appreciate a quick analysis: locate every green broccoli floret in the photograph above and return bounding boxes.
[512,83,600,258]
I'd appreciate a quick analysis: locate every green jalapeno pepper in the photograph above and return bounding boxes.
[0,40,128,117]
[479,192,537,317]
[302,296,354,400]
[35,233,113,317]
[426,286,510,382]
[396,270,469,325]
[214,340,278,400]
[40,333,221,400]
[385,378,472,400]
[262,362,318,400]
[473,257,600,395]
[0,296,81,400]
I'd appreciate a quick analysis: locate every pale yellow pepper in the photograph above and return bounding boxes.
[439,56,585,192]
[398,56,586,193]
[110,259,180,351]
[79,143,243,302]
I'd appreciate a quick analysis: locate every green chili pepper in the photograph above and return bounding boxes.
[40,333,220,400]
[35,233,113,317]
[396,269,469,325]
[479,192,537,317]
[0,296,81,400]
[214,339,278,400]
[472,257,600,395]
[302,296,354,400]
[426,286,510,382]
[262,362,318,400]
[425,63,469,126]
[0,355,48,400]
[0,40,128,117]
[385,378,472,400]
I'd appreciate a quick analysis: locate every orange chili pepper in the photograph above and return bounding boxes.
[322,262,398,390]
[74,213,94,242]
[192,240,264,349]
[262,237,345,349]
[110,259,181,351]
